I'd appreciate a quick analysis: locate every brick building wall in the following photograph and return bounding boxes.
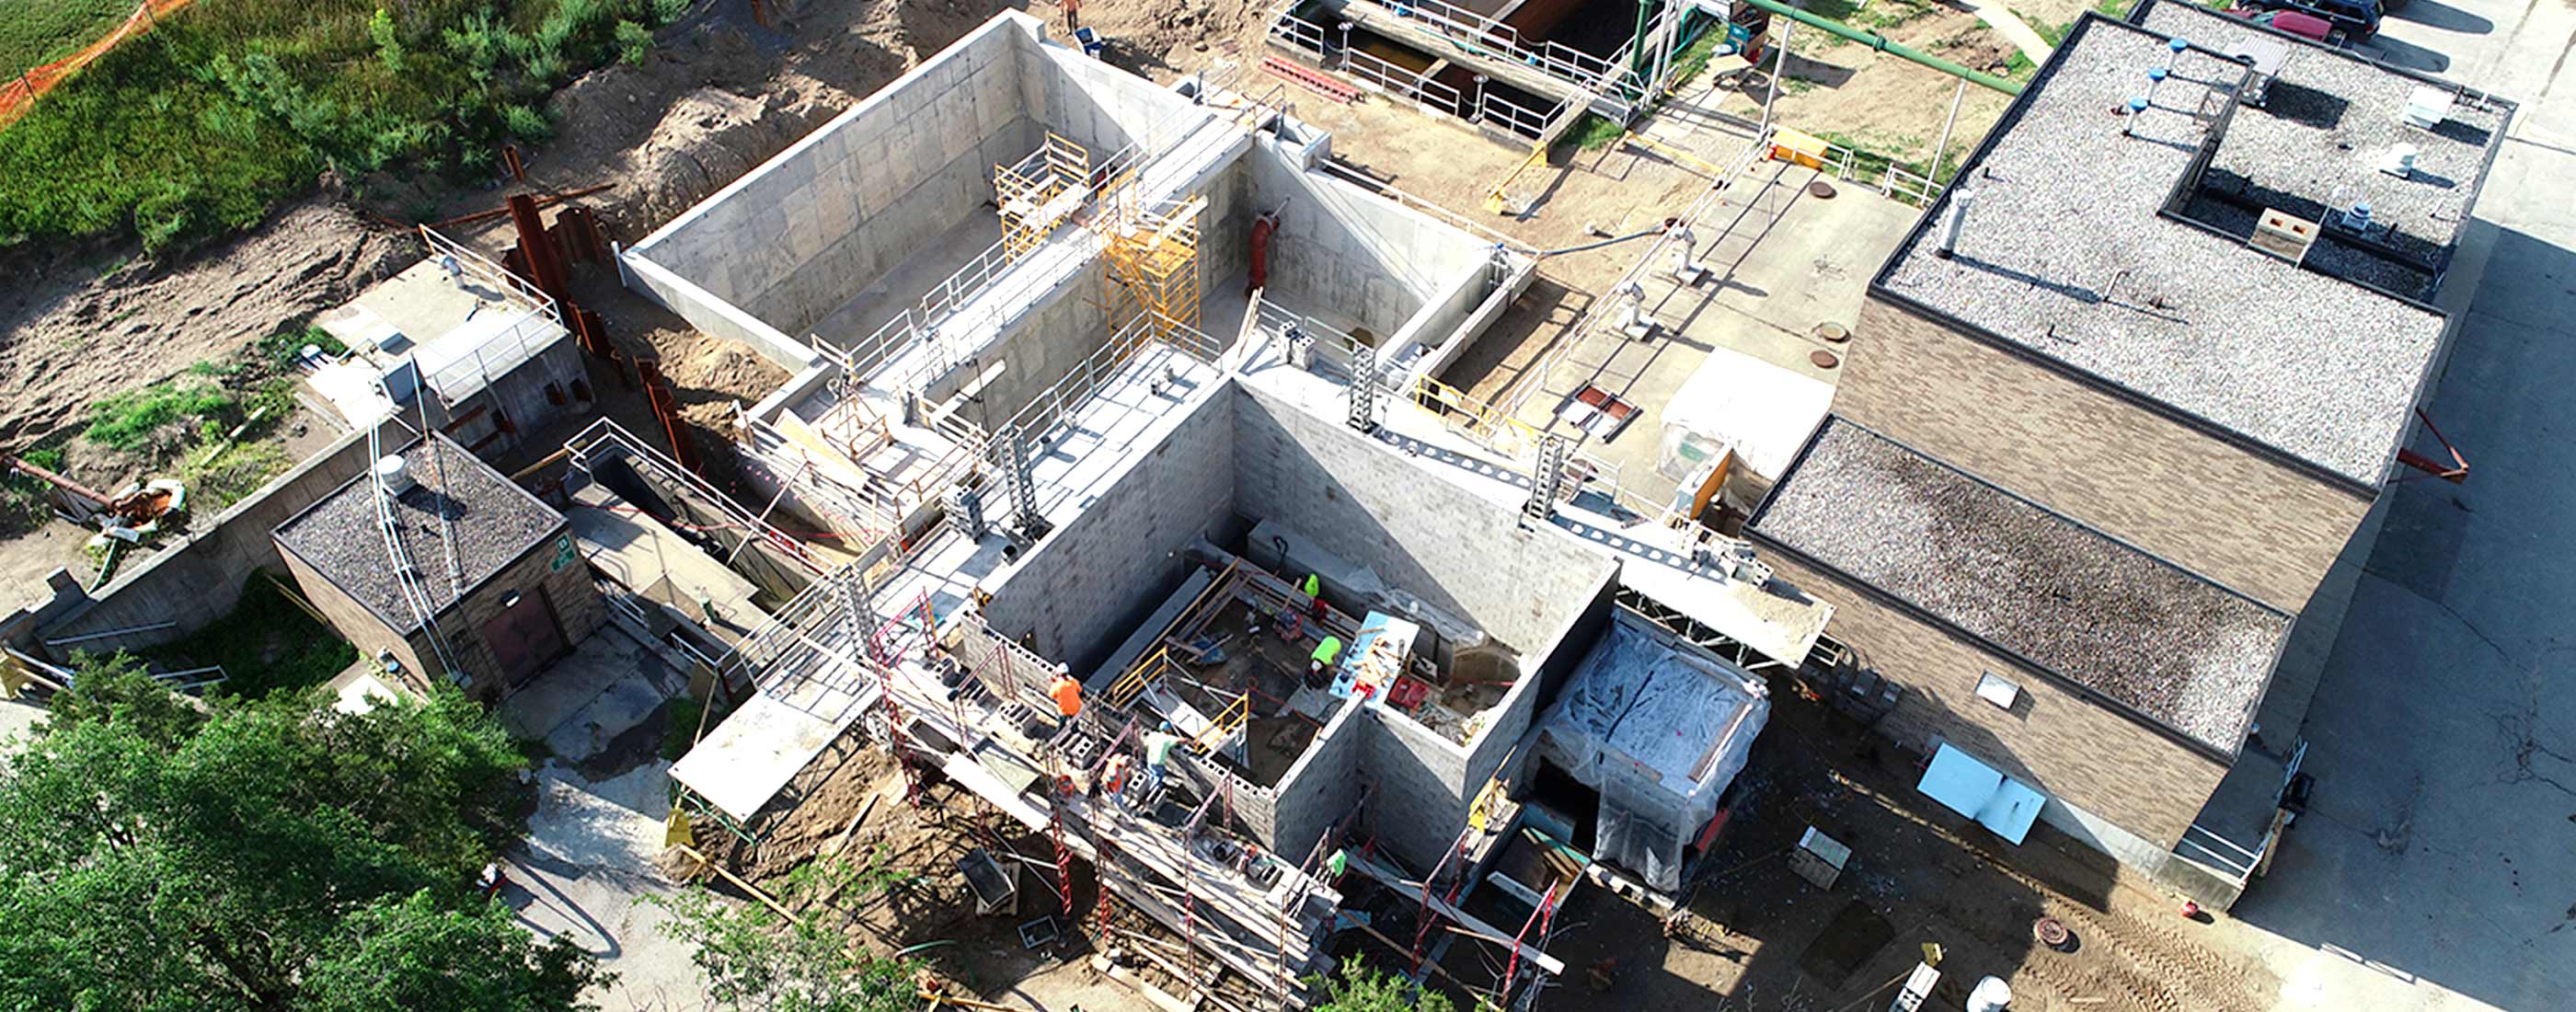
[1749,546,2231,849]
[412,526,605,696]
[1836,296,2375,614]
[279,545,429,692]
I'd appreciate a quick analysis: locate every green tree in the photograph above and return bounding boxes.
[651,887,919,1012]
[1310,964,1460,1012]
[44,650,208,749]
[0,679,602,1011]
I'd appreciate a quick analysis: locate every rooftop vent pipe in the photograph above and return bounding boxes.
[374,454,415,497]
[1936,189,1979,259]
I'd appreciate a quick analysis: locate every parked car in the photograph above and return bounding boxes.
[2229,0,2383,42]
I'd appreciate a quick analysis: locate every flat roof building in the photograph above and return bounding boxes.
[1778,5,2510,902]
[275,433,604,696]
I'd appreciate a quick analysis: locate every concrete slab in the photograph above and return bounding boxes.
[507,758,700,1009]
[499,627,679,763]
[1492,162,1919,509]
[569,481,769,643]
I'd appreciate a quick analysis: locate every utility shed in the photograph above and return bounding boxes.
[274,433,604,696]
[1528,608,1767,891]
[1747,418,2291,851]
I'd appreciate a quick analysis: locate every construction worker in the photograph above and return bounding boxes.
[1307,634,1343,688]
[1050,667,1083,719]
[1142,722,1181,797]
[1300,572,1325,617]
[1062,0,1080,32]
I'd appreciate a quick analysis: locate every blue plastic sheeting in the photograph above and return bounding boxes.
[1918,743,2046,845]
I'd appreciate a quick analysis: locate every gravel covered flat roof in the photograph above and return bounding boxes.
[2139,0,2505,267]
[1880,15,2450,485]
[1751,419,2291,753]
[274,434,565,633]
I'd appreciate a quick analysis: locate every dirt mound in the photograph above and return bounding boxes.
[0,197,410,452]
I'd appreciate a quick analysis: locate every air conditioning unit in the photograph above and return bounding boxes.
[2404,86,2455,130]
[2251,209,2320,264]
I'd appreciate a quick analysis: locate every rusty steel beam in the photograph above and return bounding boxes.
[637,358,701,475]
[2395,407,2468,484]
[507,193,571,306]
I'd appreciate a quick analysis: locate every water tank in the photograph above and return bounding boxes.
[1967,977,2014,1012]
[374,454,416,496]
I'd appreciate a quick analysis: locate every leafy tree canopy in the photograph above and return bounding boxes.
[651,887,919,1012]
[0,652,604,1011]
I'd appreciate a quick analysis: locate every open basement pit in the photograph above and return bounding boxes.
[962,374,1618,869]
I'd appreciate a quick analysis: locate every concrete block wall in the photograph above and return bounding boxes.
[1362,703,1477,869]
[1265,698,1370,863]
[36,414,421,661]
[980,385,1236,673]
[1230,384,1610,652]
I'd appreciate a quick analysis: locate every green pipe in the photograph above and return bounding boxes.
[1737,0,2024,96]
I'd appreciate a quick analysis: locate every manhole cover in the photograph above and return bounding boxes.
[1814,322,1851,343]
[2033,915,2073,950]
[1810,349,1841,370]
[1808,179,1838,199]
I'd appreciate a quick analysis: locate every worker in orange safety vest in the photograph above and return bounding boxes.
[1050,669,1083,719]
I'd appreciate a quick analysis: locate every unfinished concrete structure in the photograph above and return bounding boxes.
[595,13,1839,1007]
[1775,6,2511,903]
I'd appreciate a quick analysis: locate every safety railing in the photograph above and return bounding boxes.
[1270,14,1568,144]
[996,310,1227,460]
[421,305,562,398]
[1410,373,1547,464]
[1808,135,1948,209]
[1342,0,1639,102]
[562,418,825,575]
[420,225,558,321]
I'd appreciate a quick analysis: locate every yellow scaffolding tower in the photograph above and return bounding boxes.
[1097,193,1205,342]
[995,133,1091,261]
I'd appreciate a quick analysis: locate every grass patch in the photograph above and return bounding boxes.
[1563,112,1628,151]
[0,0,689,254]
[144,573,359,700]
[0,0,135,79]
[85,374,241,452]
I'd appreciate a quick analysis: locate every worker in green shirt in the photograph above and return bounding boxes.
[1306,635,1342,689]
[1300,573,1324,617]
[1142,722,1181,797]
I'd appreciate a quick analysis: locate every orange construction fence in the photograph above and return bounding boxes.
[0,0,200,128]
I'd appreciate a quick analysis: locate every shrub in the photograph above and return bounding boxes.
[502,103,552,142]
[615,18,651,66]
[369,7,406,71]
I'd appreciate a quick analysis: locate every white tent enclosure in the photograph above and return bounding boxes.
[1528,608,1769,891]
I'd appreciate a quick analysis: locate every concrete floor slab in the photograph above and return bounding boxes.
[508,758,701,1009]
[500,627,678,763]
[1495,162,1920,509]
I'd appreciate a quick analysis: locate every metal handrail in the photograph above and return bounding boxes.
[562,417,825,573]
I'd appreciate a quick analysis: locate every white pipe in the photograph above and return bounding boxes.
[1937,189,1979,259]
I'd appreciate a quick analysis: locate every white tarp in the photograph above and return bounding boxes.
[1917,743,2046,845]
[1532,610,1769,891]
[1660,345,1837,481]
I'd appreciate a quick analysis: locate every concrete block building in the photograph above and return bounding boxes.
[1757,4,2511,898]
[274,432,604,696]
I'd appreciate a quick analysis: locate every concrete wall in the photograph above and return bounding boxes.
[1017,29,1211,164]
[1746,545,2232,850]
[442,334,592,459]
[35,414,420,661]
[1243,142,1494,342]
[1231,384,1610,652]
[625,17,1032,348]
[980,383,1237,673]
[620,255,816,372]
[924,255,1115,425]
[1839,296,2375,614]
